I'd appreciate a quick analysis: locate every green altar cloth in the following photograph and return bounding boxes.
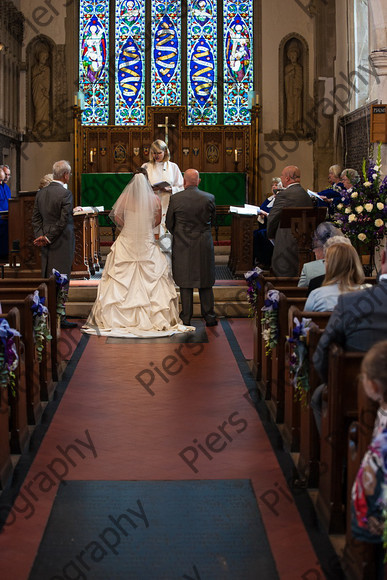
[81,172,246,225]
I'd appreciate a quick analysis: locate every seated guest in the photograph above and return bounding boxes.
[304,243,367,312]
[351,340,387,572]
[341,167,360,194]
[0,167,11,260]
[316,165,345,214]
[298,222,343,287]
[310,240,387,433]
[253,177,282,269]
[267,165,313,277]
[307,235,351,294]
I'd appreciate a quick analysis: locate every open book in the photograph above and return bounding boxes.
[152,181,171,190]
[73,205,104,215]
[229,203,264,215]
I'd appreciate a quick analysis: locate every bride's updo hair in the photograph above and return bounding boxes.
[135,166,149,180]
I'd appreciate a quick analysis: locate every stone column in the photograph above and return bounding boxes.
[368,0,387,168]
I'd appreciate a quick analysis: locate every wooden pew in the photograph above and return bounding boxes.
[342,383,378,579]
[0,275,60,382]
[0,308,29,455]
[0,293,45,424]
[268,292,307,423]
[0,283,54,401]
[316,345,364,533]
[284,308,331,455]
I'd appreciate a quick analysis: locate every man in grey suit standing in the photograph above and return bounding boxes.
[32,159,76,329]
[166,168,217,327]
[267,165,314,276]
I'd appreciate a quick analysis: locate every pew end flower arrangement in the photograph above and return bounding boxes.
[261,289,279,355]
[244,266,262,318]
[0,319,21,396]
[334,144,387,269]
[31,290,52,363]
[286,317,312,405]
[53,269,68,322]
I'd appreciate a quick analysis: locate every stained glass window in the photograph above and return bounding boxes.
[79,0,109,125]
[79,1,253,126]
[187,0,217,125]
[223,0,253,125]
[115,0,145,125]
[151,0,182,106]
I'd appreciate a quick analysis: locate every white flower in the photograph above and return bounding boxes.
[358,233,367,241]
[262,329,271,342]
[345,207,351,214]
[337,203,343,209]
[348,214,357,222]
[355,205,364,214]
[363,181,372,188]
[375,165,381,172]
[372,173,378,179]
[377,202,384,211]
[351,191,358,198]
[375,218,384,228]
[364,203,373,212]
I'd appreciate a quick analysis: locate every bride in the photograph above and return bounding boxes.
[82,169,194,338]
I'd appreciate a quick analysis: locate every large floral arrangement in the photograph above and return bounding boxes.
[244,266,262,318]
[31,290,52,363]
[0,319,21,396]
[261,289,279,355]
[287,317,312,405]
[334,145,387,249]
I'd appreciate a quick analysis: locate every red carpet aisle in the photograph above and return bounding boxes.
[0,319,331,579]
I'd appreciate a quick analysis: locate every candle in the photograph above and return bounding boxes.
[74,94,78,106]
[234,149,238,162]
[255,94,259,105]
[90,149,93,163]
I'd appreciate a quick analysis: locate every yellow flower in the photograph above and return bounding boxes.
[337,203,343,209]
[363,181,372,187]
[345,207,351,214]
[358,233,367,241]
[375,218,384,227]
[351,191,358,198]
[348,214,357,222]
[377,202,384,210]
[355,205,364,214]
[364,203,373,212]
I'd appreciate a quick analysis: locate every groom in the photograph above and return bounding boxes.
[166,168,217,327]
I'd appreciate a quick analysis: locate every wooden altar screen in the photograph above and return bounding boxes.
[73,105,259,206]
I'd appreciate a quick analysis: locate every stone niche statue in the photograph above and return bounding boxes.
[32,48,51,133]
[284,40,303,132]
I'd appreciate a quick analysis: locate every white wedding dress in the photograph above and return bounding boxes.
[82,174,194,338]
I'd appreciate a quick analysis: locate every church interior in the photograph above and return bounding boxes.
[0,0,387,578]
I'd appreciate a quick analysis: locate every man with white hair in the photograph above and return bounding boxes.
[32,160,76,328]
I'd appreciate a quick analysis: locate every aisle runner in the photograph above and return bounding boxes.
[29,480,279,579]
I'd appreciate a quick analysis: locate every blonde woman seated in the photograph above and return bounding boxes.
[304,243,368,312]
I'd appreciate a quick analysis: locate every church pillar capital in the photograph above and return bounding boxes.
[368,50,387,104]
[369,50,387,77]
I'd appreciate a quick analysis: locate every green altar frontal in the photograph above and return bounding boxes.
[81,172,247,225]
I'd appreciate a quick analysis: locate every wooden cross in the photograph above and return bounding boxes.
[157,116,176,146]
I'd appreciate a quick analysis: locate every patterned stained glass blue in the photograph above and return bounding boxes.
[79,0,109,125]
[187,0,217,125]
[115,0,145,125]
[223,0,253,125]
[151,0,182,106]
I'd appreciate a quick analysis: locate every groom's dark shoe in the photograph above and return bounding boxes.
[205,319,218,327]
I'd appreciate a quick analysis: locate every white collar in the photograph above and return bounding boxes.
[51,179,68,189]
